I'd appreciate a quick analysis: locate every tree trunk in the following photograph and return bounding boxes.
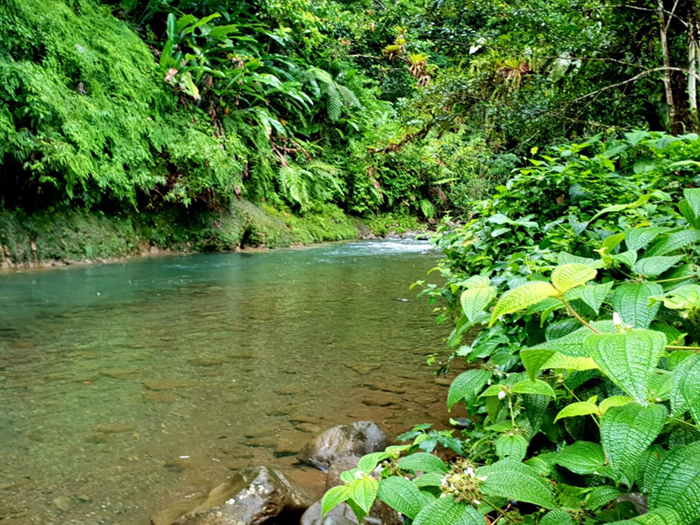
[658,0,679,133]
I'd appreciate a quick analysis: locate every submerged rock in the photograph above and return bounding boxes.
[144,379,198,391]
[299,421,388,471]
[151,466,312,525]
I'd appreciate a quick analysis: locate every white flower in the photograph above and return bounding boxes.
[498,390,507,400]
[473,499,481,505]
[613,312,623,329]
[465,466,475,478]
[354,471,364,480]
[476,475,488,482]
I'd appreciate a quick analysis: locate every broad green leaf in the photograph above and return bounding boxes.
[601,403,667,475]
[447,370,493,410]
[476,459,558,509]
[602,232,626,253]
[634,255,684,277]
[580,282,614,314]
[584,330,666,404]
[358,452,388,473]
[413,497,486,525]
[525,321,616,357]
[399,453,448,474]
[599,396,634,414]
[521,349,599,380]
[679,200,700,229]
[554,402,599,422]
[460,275,491,289]
[650,285,700,310]
[552,264,597,293]
[684,188,700,217]
[613,250,638,269]
[350,476,379,514]
[638,445,667,494]
[461,287,497,323]
[322,485,350,516]
[496,434,528,461]
[512,379,556,397]
[584,486,622,510]
[378,476,426,519]
[626,227,667,251]
[340,469,360,483]
[672,353,700,419]
[607,507,682,525]
[612,283,664,329]
[650,442,700,521]
[552,441,605,475]
[490,282,559,326]
[646,230,700,257]
[540,509,574,525]
[558,252,596,265]
[413,472,444,488]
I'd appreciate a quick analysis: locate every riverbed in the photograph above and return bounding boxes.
[0,240,451,524]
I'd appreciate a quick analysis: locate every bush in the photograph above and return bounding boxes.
[319,132,700,524]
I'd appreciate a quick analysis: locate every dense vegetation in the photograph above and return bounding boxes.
[5,0,700,522]
[2,0,700,221]
[323,135,700,523]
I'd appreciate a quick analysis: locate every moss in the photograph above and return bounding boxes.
[0,202,369,266]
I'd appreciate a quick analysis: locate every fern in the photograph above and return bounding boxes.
[419,198,436,218]
[338,85,361,109]
[326,83,343,123]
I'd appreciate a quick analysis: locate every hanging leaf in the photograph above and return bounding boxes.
[490,282,560,326]
[461,286,497,323]
[476,459,558,509]
[554,401,599,422]
[496,434,529,461]
[645,230,700,257]
[626,227,668,251]
[599,396,634,414]
[447,370,492,410]
[649,441,700,522]
[321,485,350,516]
[552,441,606,475]
[584,486,623,510]
[580,282,614,314]
[377,477,427,519]
[584,330,666,404]
[551,264,597,293]
[671,353,700,419]
[350,476,379,514]
[512,379,556,397]
[601,403,667,476]
[612,283,663,329]
[634,256,684,277]
[521,349,599,381]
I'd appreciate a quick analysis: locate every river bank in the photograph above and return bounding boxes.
[0,201,426,269]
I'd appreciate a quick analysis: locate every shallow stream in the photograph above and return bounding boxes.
[0,240,450,524]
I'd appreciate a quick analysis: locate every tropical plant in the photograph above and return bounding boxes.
[321,188,700,524]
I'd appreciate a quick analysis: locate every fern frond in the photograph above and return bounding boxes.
[337,84,361,108]
[326,83,343,123]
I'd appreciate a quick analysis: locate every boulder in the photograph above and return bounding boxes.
[325,456,361,491]
[300,500,401,525]
[299,421,389,471]
[151,466,312,525]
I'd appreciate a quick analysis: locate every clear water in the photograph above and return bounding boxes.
[0,240,450,524]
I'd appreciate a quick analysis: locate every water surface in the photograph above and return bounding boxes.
[0,240,450,524]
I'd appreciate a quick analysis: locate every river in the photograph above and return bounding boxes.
[0,240,450,524]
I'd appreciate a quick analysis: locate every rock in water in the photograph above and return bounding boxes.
[299,421,388,471]
[151,466,312,525]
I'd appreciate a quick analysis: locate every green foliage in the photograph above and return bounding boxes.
[321,137,700,523]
